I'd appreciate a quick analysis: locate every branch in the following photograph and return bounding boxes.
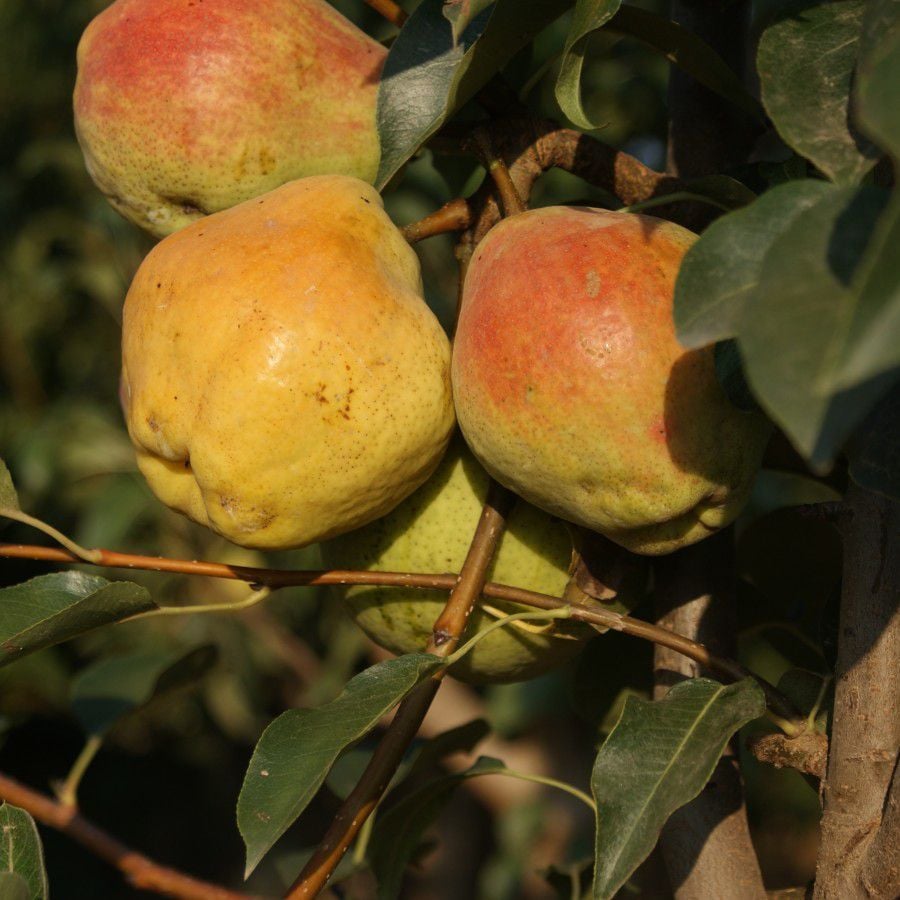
[0,772,254,900]
[747,732,828,780]
[285,483,514,898]
[0,541,804,730]
[814,483,900,899]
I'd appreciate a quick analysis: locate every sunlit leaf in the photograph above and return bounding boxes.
[855,0,900,156]
[443,0,496,44]
[0,572,156,667]
[237,653,444,876]
[0,873,30,900]
[71,644,218,737]
[0,804,48,900]
[591,678,765,899]
[758,0,877,184]
[0,460,19,511]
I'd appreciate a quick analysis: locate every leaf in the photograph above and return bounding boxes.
[554,0,621,130]
[674,180,835,348]
[443,0,496,44]
[370,757,508,899]
[0,572,157,668]
[714,341,761,413]
[376,0,571,188]
[591,678,765,899]
[71,645,218,737]
[757,0,878,185]
[0,804,48,900]
[0,460,19,511]
[847,380,900,500]
[606,6,762,121]
[738,185,898,466]
[237,653,444,876]
[855,0,900,156]
[0,873,31,900]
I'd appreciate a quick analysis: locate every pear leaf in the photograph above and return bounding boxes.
[0,803,48,900]
[0,572,156,667]
[238,653,445,876]
[0,460,19,511]
[591,678,765,899]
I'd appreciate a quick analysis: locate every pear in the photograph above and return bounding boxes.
[322,439,621,684]
[452,207,771,555]
[74,0,385,237]
[121,175,454,549]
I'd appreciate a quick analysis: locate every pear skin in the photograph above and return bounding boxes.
[452,207,771,555]
[121,176,454,549]
[75,0,385,237]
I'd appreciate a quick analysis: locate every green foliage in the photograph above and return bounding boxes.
[591,679,766,899]
[237,653,444,875]
[0,572,156,667]
[0,804,48,900]
[0,459,20,511]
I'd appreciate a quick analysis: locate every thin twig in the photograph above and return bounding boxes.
[0,541,804,730]
[286,483,514,898]
[0,772,255,900]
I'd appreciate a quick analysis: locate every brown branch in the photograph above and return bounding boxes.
[814,484,900,900]
[747,732,828,780]
[653,532,767,900]
[401,198,472,244]
[0,541,803,729]
[285,483,514,898]
[0,772,254,900]
[362,0,407,29]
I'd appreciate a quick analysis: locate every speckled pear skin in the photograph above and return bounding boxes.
[121,176,455,549]
[452,207,771,556]
[74,0,385,238]
[322,439,609,685]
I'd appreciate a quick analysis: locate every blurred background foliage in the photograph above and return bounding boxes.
[1,0,825,896]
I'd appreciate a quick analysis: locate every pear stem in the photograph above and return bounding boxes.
[0,540,805,731]
[286,483,514,898]
[401,197,472,243]
[470,128,527,217]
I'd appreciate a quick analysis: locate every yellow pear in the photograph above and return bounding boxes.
[121,176,454,549]
[322,439,630,684]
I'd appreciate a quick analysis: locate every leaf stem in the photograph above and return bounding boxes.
[486,769,596,813]
[0,508,101,564]
[55,734,104,809]
[127,586,272,620]
[445,607,573,665]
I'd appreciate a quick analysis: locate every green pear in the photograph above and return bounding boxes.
[321,439,620,684]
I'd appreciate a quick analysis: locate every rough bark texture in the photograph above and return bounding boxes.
[814,484,900,899]
[653,532,767,900]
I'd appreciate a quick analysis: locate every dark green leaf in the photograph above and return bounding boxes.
[714,341,761,413]
[847,380,900,500]
[606,6,762,121]
[71,645,218,737]
[0,572,156,668]
[376,0,571,188]
[739,186,896,466]
[443,0,496,44]
[591,678,765,899]
[675,179,834,348]
[777,669,832,731]
[0,804,48,900]
[237,653,444,876]
[554,0,621,129]
[370,757,507,899]
[855,0,900,155]
[0,873,30,900]
[0,461,19,511]
[758,0,877,184]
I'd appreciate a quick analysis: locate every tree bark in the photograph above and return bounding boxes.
[814,484,900,899]
[654,532,767,900]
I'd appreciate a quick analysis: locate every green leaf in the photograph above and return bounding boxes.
[376,0,571,189]
[674,180,835,348]
[758,0,878,184]
[591,678,765,899]
[237,653,444,876]
[554,0,621,130]
[0,572,156,668]
[370,757,507,899]
[606,6,762,121]
[847,381,900,500]
[0,460,19,511]
[71,645,218,737]
[0,873,31,900]
[443,0,496,44]
[0,804,48,900]
[855,0,900,156]
[738,185,897,466]
[714,340,761,413]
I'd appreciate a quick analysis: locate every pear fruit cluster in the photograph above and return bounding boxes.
[81,3,769,684]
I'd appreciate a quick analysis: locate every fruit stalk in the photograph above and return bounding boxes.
[285,484,514,898]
